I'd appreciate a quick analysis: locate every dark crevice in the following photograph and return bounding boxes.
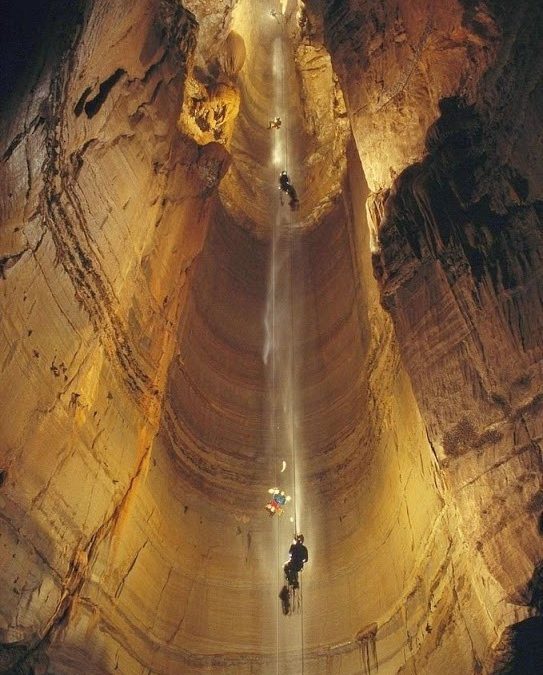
[83,68,125,118]
[0,639,49,675]
[0,0,88,109]
[0,250,28,279]
[74,85,92,116]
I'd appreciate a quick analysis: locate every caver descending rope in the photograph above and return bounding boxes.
[264,3,305,672]
[276,5,305,674]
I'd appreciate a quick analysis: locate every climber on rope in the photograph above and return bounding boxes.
[283,533,308,589]
[268,116,282,130]
[278,170,300,211]
[265,487,291,516]
[279,170,290,193]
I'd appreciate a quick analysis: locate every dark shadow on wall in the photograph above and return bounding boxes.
[376,96,521,298]
[0,639,111,675]
[0,0,87,107]
[524,560,543,614]
[375,92,543,384]
[492,616,543,675]
[377,82,543,293]
[491,561,543,673]
[0,640,48,675]
[0,0,50,102]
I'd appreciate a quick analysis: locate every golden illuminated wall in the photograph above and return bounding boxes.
[0,0,542,673]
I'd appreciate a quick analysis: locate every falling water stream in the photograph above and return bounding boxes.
[263,19,305,675]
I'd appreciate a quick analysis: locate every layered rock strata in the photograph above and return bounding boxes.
[307,0,543,669]
[0,0,228,671]
[1,0,542,673]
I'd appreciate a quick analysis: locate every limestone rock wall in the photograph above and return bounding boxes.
[0,0,229,671]
[376,41,543,649]
[1,0,542,672]
[306,0,543,668]
[305,0,501,192]
[299,144,498,674]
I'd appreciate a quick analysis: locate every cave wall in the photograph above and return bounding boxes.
[305,0,501,192]
[1,0,542,672]
[378,94,543,605]
[306,0,543,667]
[0,0,229,670]
[294,143,501,674]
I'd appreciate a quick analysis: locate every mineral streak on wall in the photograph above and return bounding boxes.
[0,0,542,673]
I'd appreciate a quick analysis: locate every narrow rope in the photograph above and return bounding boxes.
[284,36,288,173]
[281,28,288,172]
[281,13,305,673]
[273,222,280,675]
[272,93,281,674]
[273,6,305,671]
[289,231,297,535]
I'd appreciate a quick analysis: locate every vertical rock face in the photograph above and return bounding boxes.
[378,93,543,606]
[307,0,543,668]
[382,0,543,614]
[1,0,543,673]
[0,0,227,671]
[306,0,508,191]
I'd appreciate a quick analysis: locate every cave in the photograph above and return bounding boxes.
[1,0,543,673]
